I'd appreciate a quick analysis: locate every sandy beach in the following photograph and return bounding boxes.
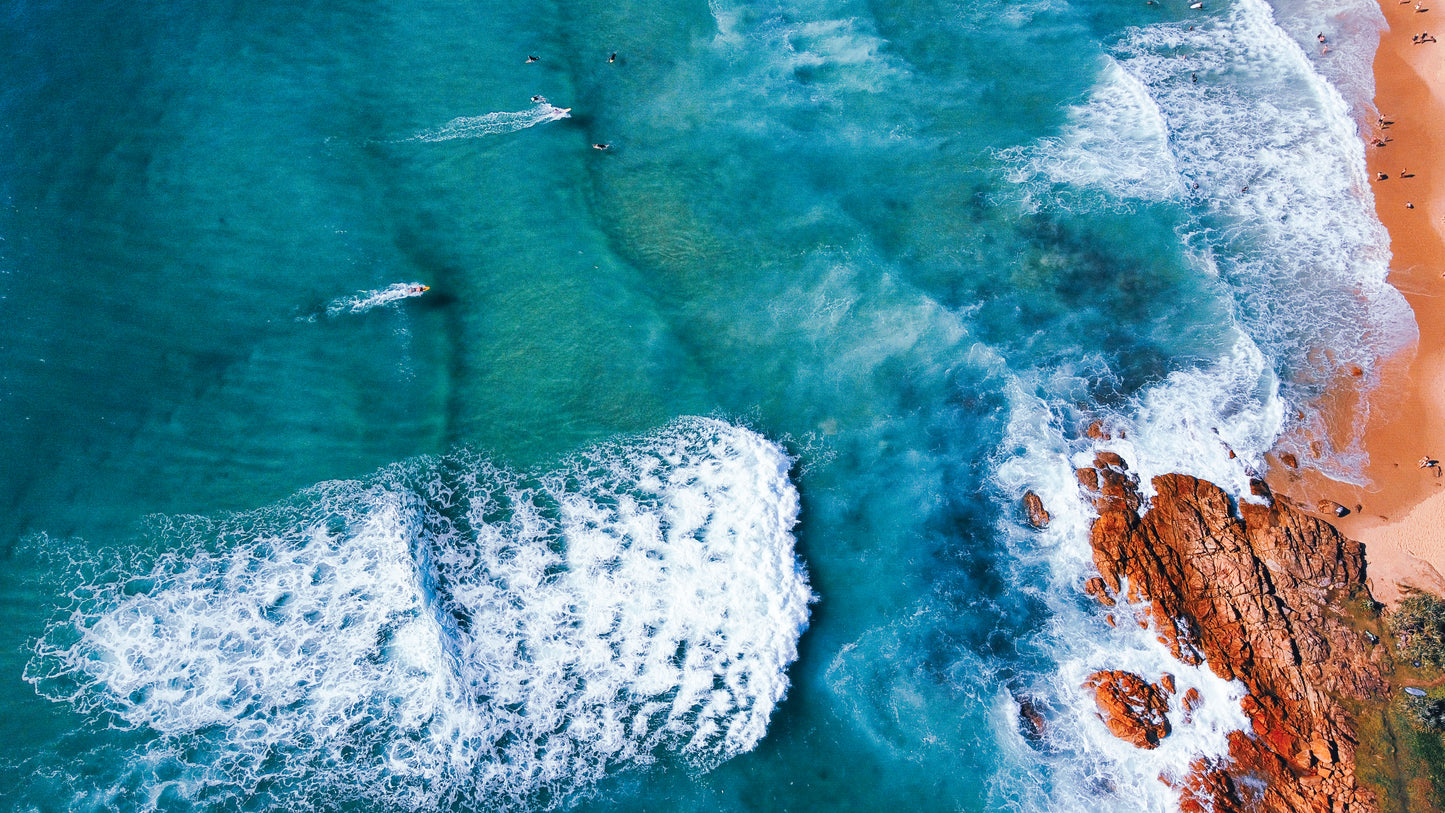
[1277,0,1445,605]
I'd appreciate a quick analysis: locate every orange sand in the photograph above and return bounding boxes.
[1275,1,1445,605]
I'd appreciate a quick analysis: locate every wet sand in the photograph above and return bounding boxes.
[1277,0,1445,605]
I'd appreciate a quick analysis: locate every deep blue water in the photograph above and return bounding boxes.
[0,0,1410,810]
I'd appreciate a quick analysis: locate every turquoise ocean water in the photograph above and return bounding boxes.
[0,0,1413,810]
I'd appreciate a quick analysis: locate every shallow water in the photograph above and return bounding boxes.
[0,0,1405,810]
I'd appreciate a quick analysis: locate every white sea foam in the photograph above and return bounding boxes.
[1002,0,1411,478]
[27,418,812,811]
[1000,57,1186,209]
[406,102,571,143]
[1268,0,1385,115]
[1111,0,1412,404]
[990,365,1263,812]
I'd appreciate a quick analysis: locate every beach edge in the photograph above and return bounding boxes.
[1275,0,1445,607]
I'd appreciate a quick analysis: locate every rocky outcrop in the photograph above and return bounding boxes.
[1023,490,1052,529]
[1085,670,1173,748]
[1078,453,1389,812]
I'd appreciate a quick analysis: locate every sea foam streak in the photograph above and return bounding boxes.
[27,418,812,812]
[406,102,571,143]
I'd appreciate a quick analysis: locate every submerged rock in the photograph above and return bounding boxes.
[1016,695,1048,743]
[1181,687,1204,724]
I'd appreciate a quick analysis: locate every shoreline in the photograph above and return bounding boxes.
[1276,0,1445,606]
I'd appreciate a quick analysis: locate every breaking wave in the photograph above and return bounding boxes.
[26,418,812,812]
[1000,0,1410,477]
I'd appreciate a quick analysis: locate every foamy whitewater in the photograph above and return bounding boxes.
[0,0,1417,809]
[26,419,811,811]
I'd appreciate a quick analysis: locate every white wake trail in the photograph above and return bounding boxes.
[407,102,571,143]
[323,282,429,317]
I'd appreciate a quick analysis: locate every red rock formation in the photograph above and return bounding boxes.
[1079,454,1388,812]
[1023,490,1052,529]
[1181,687,1203,724]
[1085,670,1173,748]
[1085,576,1116,607]
[1177,758,1240,813]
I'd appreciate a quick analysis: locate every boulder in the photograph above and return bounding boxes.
[1084,670,1172,749]
[1022,490,1051,529]
[1084,576,1116,607]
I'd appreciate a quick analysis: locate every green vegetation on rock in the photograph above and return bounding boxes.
[1391,593,1445,671]
[1348,591,1445,813]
